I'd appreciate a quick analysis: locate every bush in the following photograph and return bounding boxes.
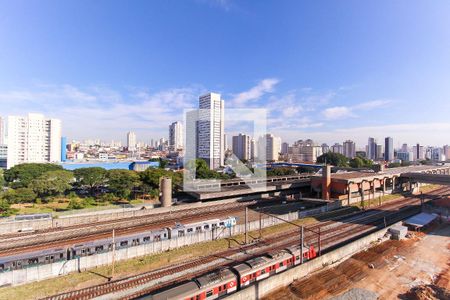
[67,198,84,210]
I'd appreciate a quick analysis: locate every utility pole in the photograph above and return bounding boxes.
[245,207,248,245]
[111,229,116,280]
[259,211,262,239]
[300,226,304,264]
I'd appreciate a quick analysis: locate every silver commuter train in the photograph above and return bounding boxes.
[0,217,237,272]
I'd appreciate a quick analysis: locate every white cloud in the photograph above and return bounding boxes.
[322,106,355,120]
[322,99,392,120]
[0,84,205,142]
[230,78,280,106]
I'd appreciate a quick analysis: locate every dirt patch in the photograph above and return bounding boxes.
[263,224,450,300]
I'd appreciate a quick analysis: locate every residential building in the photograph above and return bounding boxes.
[288,139,323,163]
[384,137,394,161]
[258,133,281,162]
[127,131,137,151]
[250,138,257,160]
[0,145,7,169]
[232,133,251,161]
[401,143,408,152]
[444,145,450,160]
[6,113,62,169]
[343,140,356,159]
[321,143,330,154]
[196,92,225,169]
[331,143,343,155]
[377,144,384,160]
[169,121,183,151]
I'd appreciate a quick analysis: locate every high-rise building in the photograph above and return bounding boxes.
[377,144,384,160]
[444,145,450,160]
[288,139,322,163]
[258,133,281,162]
[61,136,67,162]
[331,143,343,155]
[321,143,330,154]
[0,116,4,145]
[127,131,137,151]
[196,92,225,169]
[343,140,356,159]
[281,142,289,155]
[413,144,425,161]
[6,113,62,169]
[169,121,183,151]
[397,151,414,162]
[384,137,394,161]
[367,137,377,160]
[401,143,408,152]
[250,138,257,160]
[232,133,251,161]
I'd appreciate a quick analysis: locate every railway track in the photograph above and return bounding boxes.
[42,187,450,300]
[0,201,256,253]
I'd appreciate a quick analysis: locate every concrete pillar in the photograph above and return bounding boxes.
[371,182,376,206]
[347,184,352,205]
[382,178,386,194]
[392,177,396,192]
[160,177,172,207]
[322,165,331,200]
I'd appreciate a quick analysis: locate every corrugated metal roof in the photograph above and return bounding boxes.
[404,213,437,228]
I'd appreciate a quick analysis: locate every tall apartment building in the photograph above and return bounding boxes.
[281,142,289,155]
[444,145,450,160]
[196,93,224,169]
[343,140,356,159]
[384,137,394,161]
[258,133,281,162]
[321,143,330,154]
[331,143,343,155]
[288,139,323,163]
[367,137,377,160]
[7,113,62,169]
[169,121,183,151]
[232,133,251,161]
[127,131,137,151]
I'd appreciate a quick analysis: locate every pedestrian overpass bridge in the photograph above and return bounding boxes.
[400,172,450,186]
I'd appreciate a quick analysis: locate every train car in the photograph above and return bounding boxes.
[170,217,238,238]
[15,213,52,221]
[0,247,66,271]
[145,281,200,300]
[233,250,293,288]
[141,269,237,300]
[193,268,238,299]
[285,244,317,265]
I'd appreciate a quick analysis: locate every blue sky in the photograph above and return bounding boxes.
[1,0,450,148]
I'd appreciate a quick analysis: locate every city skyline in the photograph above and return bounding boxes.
[1,2,450,145]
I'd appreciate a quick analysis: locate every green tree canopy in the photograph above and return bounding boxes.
[316,153,349,167]
[139,168,182,191]
[106,169,141,199]
[349,156,373,168]
[0,169,5,187]
[185,159,230,180]
[267,167,296,176]
[30,170,74,199]
[3,188,37,204]
[74,167,108,195]
[4,163,63,188]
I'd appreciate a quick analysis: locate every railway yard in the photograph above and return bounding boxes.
[0,184,448,300]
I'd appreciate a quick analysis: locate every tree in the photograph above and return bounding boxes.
[350,156,373,168]
[0,200,16,217]
[74,167,107,196]
[30,170,74,200]
[4,188,37,204]
[317,153,349,167]
[107,169,141,199]
[4,163,63,188]
[267,167,296,176]
[0,169,5,187]
[185,159,230,180]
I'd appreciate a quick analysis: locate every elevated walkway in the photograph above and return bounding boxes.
[400,173,450,185]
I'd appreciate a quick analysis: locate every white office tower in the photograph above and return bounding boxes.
[197,93,225,170]
[343,140,356,159]
[232,133,251,161]
[7,113,62,169]
[169,121,183,151]
[0,116,4,145]
[127,131,137,151]
[258,133,281,162]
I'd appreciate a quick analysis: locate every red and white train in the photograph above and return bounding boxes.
[142,244,317,300]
